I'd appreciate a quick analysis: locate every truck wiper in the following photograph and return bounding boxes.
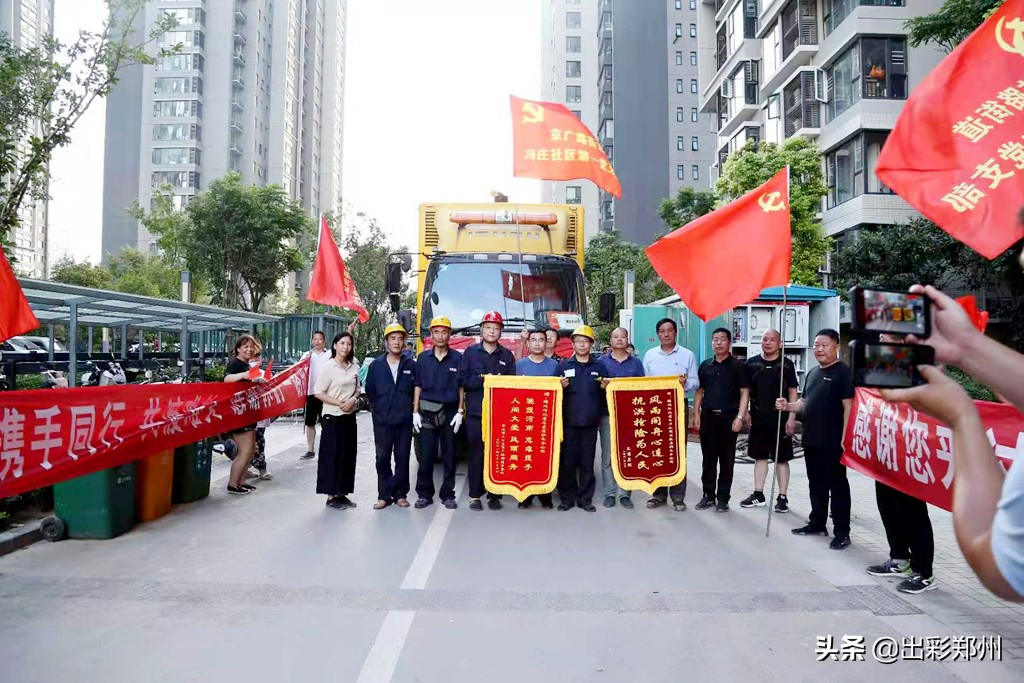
[450,317,530,335]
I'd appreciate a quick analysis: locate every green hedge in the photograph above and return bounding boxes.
[945,366,997,402]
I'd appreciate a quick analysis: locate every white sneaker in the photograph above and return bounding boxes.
[258,471,274,481]
[246,468,259,479]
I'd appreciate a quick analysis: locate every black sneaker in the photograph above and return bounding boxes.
[241,483,256,492]
[557,501,574,511]
[580,502,597,512]
[603,496,616,508]
[540,496,554,510]
[694,495,716,510]
[829,535,851,550]
[774,495,789,513]
[792,524,828,536]
[620,497,634,509]
[897,574,937,594]
[740,492,766,508]
[414,498,432,509]
[338,496,357,509]
[715,500,729,513]
[326,497,345,509]
[867,558,911,577]
[300,451,315,460]
[442,498,458,510]
[518,500,532,509]
[469,499,483,511]
[487,498,502,511]
[227,485,249,495]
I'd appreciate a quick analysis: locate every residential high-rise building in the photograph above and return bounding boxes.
[696,0,944,258]
[102,0,347,260]
[0,0,54,278]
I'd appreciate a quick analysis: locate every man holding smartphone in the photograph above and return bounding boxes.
[776,329,854,549]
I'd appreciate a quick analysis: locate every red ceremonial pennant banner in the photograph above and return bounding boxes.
[607,377,687,494]
[482,376,563,502]
[842,388,1024,512]
[0,359,310,499]
[874,0,1024,259]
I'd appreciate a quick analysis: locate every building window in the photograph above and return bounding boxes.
[675,0,683,9]
[153,99,201,117]
[690,23,697,37]
[827,37,907,120]
[571,109,581,119]
[825,131,893,208]
[566,35,581,53]
[675,23,683,37]
[823,0,904,36]
[566,11,581,29]
[152,147,200,165]
[690,79,698,93]
[690,51,698,66]
[691,107,699,122]
[691,136,699,151]
[676,51,684,65]
[566,61,581,77]
[690,0,697,8]
[677,165,685,180]
[153,123,200,141]
[566,85,582,103]
[676,79,684,93]
[677,136,685,150]
[676,107,685,122]
[692,165,700,181]
[566,185,583,204]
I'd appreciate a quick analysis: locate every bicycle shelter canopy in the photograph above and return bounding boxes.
[16,278,280,386]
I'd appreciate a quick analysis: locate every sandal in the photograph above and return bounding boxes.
[395,498,411,508]
[646,498,665,509]
[373,499,391,510]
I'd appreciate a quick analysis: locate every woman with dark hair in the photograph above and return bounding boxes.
[224,334,264,495]
[314,331,361,509]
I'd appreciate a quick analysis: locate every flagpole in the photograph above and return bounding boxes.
[766,165,792,538]
[514,201,527,333]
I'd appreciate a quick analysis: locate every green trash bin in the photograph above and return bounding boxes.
[53,462,136,539]
[172,440,212,504]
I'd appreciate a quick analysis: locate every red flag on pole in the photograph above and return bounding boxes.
[645,168,791,322]
[0,249,39,343]
[510,95,622,198]
[873,0,1024,259]
[306,216,369,323]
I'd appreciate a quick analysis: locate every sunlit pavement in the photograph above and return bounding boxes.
[0,418,1021,682]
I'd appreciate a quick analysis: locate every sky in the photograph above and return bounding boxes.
[47,0,544,265]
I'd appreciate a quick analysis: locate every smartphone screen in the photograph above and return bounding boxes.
[852,287,930,338]
[852,341,934,389]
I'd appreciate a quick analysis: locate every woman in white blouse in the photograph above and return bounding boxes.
[314,332,361,509]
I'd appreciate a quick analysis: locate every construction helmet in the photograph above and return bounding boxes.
[481,311,504,327]
[571,325,596,342]
[383,323,407,339]
[428,316,452,330]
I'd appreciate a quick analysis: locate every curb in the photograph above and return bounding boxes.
[0,519,44,557]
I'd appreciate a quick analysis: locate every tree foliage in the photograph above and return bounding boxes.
[131,173,311,312]
[905,0,1004,52]
[50,247,207,302]
[584,230,673,343]
[0,1,177,251]
[715,138,831,286]
[657,187,717,234]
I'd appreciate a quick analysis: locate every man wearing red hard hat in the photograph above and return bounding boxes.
[457,310,517,511]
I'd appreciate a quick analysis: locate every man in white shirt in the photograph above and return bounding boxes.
[300,331,331,459]
[642,317,699,510]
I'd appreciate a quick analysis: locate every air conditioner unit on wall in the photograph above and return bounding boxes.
[720,80,734,98]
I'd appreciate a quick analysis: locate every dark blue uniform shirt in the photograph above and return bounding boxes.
[364,353,417,426]
[559,355,608,428]
[458,342,516,418]
[415,348,463,406]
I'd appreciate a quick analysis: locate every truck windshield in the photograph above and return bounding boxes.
[422,260,583,334]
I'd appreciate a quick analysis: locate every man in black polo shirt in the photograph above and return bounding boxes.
[740,329,799,513]
[557,325,608,512]
[776,328,855,549]
[693,327,750,512]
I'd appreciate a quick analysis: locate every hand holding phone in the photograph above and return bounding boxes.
[850,286,931,338]
[851,340,935,389]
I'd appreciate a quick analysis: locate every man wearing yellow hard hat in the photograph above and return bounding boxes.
[555,324,608,512]
[412,316,464,510]
[364,322,418,510]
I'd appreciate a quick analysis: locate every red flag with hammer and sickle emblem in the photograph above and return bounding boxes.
[306,215,370,323]
[645,168,791,322]
[875,0,1024,259]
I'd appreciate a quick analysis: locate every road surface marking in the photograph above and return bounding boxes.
[355,610,415,683]
[400,475,467,590]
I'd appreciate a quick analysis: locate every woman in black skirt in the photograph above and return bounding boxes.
[314,331,361,509]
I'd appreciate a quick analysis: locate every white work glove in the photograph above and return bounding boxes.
[450,412,464,434]
[412,412,422,433]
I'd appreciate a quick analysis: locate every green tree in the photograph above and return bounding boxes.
[715,138,831,286]
[657,187,717,234]
[134,172,312,312]
[584,230,673,342]
[0,2,177,251]
[50,255,115,289]
[108,247,209,301]
[905,0,1004,52]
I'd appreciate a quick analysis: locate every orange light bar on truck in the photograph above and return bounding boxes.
[449,211,558,227]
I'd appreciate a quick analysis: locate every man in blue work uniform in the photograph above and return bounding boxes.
[413,316,464,510]
[364,323,417,510]
[596,326,645,508]
[557,325,608,512]
[516,328,559,510]
[458,310,517,511]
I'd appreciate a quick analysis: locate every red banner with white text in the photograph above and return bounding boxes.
[607,377,687,495]
[841,388,1024,511]
[0,359,310,499]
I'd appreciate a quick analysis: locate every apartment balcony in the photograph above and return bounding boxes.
[601,47,612,68]
[229,119,243,134]
[600,101,613,123]
[717,82,761,141]
[700,39,759,112]
[782,70,821,138]
[233,51,245,66]
[233,31,246,46]
[231,73,244,89]
[234,8,246,23]
[759,0,819,98]
[231,98,244,111]
[229,145,242,157]
[598,18,612,41]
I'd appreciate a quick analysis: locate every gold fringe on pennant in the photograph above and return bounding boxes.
[482,375,564,502]
[605,376,687,496]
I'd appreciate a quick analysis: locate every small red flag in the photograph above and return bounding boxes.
[955,295,990,333]
[0,249,39,343]
[263,360,274,379]
[874,0,1024,259]
[645,168,791,322]
[510,95,621,198]
[306,216,370,323]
